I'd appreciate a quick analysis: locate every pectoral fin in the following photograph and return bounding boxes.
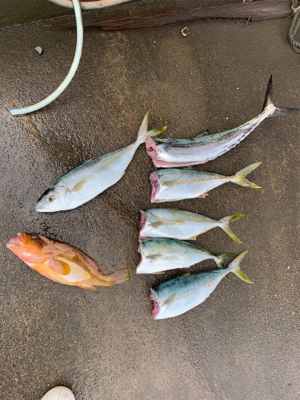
[189,235,198,240]
[72,180,87,193]
[49,259,71,275]
[147,254,162,261]
[80,284,99,293]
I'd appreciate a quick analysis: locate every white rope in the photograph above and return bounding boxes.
[10,0,83,116]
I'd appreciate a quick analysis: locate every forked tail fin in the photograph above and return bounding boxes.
[232,162,261,188]
[216,253,237,268]
[229,250,253,284]
[136,111,167,144]
[263,76,298,117]
[219,214,245,243]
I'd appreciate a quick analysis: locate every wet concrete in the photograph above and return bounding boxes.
[0,0,71,27]
[0,1,299,399]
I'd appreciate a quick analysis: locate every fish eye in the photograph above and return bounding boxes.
[47,195,56,203]
[31,233,37,239]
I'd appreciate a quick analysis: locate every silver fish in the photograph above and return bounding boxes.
[35,112,166,212]
[150,162,261,203]
[146,76,298,167]
[150,250,252,319]
[137,238,236,274]
[139,208,244,242]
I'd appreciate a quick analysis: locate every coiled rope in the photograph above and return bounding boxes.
[289,0,300,53]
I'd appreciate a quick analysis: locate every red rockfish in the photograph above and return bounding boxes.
[6,233,130,292]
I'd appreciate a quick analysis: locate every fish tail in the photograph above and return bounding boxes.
[229,250,253,284]
[216,253,237,268]
[219,214,245,243]
[263,76,298,117]
[232,162,261,188]
[107,268,131,285]
[136,111,167,144]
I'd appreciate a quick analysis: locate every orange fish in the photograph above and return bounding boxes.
[6,233,130,292]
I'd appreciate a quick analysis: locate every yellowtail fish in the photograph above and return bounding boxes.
[150,162,261,203]
[6,233,130,292]
[35,112,166,212]
[146,76,298,167]
[151,251,252,319]
[139,208,244,242]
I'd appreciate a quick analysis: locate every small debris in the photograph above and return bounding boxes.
[181,27,190,37]
[35,46,43,55]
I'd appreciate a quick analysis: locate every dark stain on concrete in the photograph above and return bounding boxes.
[0,1,299,399]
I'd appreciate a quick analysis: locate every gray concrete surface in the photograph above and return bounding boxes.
[0,0,72,27]
[0,1,299,399]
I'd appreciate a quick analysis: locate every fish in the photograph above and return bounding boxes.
[139,208,244,242]
[137,238,236,274]
[35,112,166,212]
[6,233,130,292]
[150,250,252,319]
[150,162,261,203]
[146,76,298,167]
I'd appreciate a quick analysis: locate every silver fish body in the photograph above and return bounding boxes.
[35,112,166,212]
[146,77,298,168]
[139,208,244,242]
[150,162,261,203]
[151,251,252,319]
[137,238,235,274]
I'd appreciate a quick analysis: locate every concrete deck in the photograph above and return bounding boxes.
[0,1,299,399]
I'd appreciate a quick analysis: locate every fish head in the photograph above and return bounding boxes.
[6,232,47,265]
[35,185,71,212]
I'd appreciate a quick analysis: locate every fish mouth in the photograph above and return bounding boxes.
[146,138,158,161]
[35,202,47,212]
[149,172,161,203]
[6,232,23,249]
[150,289,160,320]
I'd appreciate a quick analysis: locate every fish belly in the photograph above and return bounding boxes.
[157,178,227,201]
[140,220,217,240]
[138,250,210,273]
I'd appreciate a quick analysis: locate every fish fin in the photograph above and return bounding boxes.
[225,275,230,281]
[163,295,177,307]
[216,253,237,268]
[263,76,299,117]
[196,129,210,137]
[152,271,165,275]
[198,194,208,198]
[136,111,167,144]
[49,259,71,275]
[147,254,162,261]
[233,162,261,188]
[72,180,86,193]
[230,250,253,284]
[189,235,198,240]
[81,284,99,293]
[219,214,245,243]
[179,273,191,279]
[149,221,163,229]
[163,180,179,188]
[108,268,131,285]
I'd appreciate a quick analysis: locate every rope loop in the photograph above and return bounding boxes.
[289,0,300,53]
